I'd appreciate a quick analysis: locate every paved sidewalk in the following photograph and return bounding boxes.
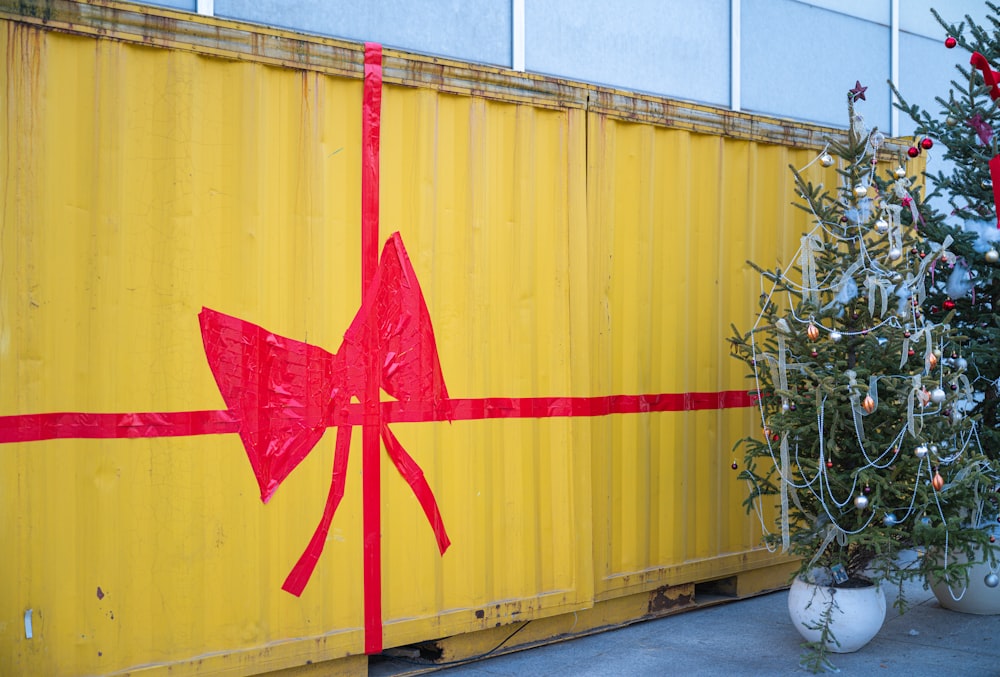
[432,582,1000,676]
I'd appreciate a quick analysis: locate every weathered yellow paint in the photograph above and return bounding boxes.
[584,118,818,599]
[0,2,919,675]
[2,19,367,677]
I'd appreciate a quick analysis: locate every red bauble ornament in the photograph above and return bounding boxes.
[826,460,834,468]
[943,299,956,310]
[945,36,957,48]
[921,137,934,150]
[992,535,997,543]
[908,146,920,158]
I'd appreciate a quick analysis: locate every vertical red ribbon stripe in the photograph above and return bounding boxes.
[361,41,384,656]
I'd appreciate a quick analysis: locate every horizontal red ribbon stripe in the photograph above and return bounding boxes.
[0,391,755,444]
[382,391,756,422]
[0,410,240,442]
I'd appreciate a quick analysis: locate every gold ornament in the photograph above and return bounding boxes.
[987,249,999,263]
[932,470,945,491]
[807,323,820,341]
[928,352,938,369]
[862,395,876,413]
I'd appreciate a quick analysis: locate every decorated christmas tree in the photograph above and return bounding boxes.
[892,5,1000,457]
[729,85,997,670]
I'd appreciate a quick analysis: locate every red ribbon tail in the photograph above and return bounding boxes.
[379,423,451,554]
[281,425,353,596]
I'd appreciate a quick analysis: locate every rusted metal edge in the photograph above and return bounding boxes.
[585,89,911,157]
[0,0,910,153]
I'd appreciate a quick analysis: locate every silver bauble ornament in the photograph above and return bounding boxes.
[829,330,843,343]
[931,388,947,403]
[819,153,834,167]
[888,247,902,261]
[915,444,929,458]
[986,573,1000,588]
[854,185,868,198]
[854,495,869,509]
[891,272,903,283]
[946,116,958,126]
[895,166,907,178]
[987,249,999,263]
[883,513,898,526]
[874,218,889,234]
[956,357,968,370]
[929,444,938,455]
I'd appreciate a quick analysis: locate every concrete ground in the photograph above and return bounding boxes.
[426,579,1000,676]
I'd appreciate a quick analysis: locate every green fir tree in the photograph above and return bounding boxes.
[892,3,1000,460]
[729,86,997,671]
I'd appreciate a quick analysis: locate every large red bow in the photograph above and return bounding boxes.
[200,232,452,595]
[971,52,1000,100]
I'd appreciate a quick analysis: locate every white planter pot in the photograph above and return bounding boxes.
[787,575,886,653]
[931,525,1000,615]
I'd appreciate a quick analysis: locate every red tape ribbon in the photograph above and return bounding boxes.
[0,391,757,444]
[361,41,384,655]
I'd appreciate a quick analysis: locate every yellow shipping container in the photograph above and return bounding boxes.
[0,1,915,675]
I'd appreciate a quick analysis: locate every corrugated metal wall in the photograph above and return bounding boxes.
[0,2,910,675]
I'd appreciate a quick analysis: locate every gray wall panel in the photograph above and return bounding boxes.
[897,30,965,137]
[214,0,511,66]
[901,0,991,38]
[525,0,731,106]
[142,0,196,10]
[742,0,889,129]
